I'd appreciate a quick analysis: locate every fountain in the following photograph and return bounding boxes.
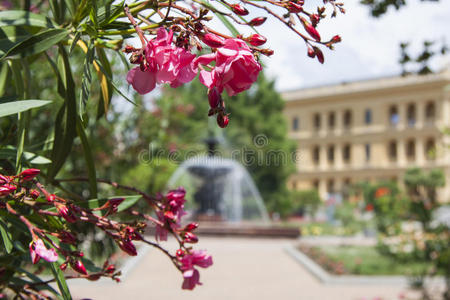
[166,136,299,238]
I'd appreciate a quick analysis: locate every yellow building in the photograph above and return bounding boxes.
[282,69,450,201]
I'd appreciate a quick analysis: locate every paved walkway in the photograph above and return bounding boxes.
[68,237,414,300]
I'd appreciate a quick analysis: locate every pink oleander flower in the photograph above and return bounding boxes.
[127,28,197,95]
[180,250,213,290]
[197,38,262,97]
[155,187,187,241]
[29,239,58,264]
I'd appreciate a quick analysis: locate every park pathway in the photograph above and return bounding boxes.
[68,237,412,300]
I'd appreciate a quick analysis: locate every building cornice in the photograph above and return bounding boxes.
[282,69,450,103]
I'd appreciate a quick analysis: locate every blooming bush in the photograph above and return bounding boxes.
[0,0,344,298]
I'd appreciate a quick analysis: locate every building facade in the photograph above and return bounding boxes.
[282,70,450,201]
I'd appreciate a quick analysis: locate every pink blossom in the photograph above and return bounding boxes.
[127,28,197,95]
[180,250,213,290]
[29,239,58,264]
[197,38,261,96]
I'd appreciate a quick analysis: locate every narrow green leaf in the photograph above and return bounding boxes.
[63,0,78,18]
[0,63,9,97]
[17,267,61,296]
[97,1,124,26]
[96,47,113,118]
[89,0,99,28]
[0,100,51,118]
[68,31,81,55]
[1,28,69,61]
[79,39,94,115]
[0,148,51,164]
[48,46,77,179]
[50,262,72,300]
[76,119,97,198]
[0,10,57,28]
[0,219,13,253]
[74,195,141,215]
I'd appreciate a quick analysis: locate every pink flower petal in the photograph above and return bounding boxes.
[126,67,156,95]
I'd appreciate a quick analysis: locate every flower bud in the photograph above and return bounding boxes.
[118,240,137,256]
[202,33,225,48]
[287,1,303,13]
[248,17,267,26]
[217,113,229,128]
[0,175,9,185]
[176,249,185,258]
[248,34,267,47]
[300,17,321,42]
[307,47,315,58]
[183,232,198,243]
[59,263,67,271]
[231,4,249,16]
[106,264,116,274]
[0,184,16,197]
[59,231,77,244]
[56,204,77,223]
[87,274,101,281]
[72,251,84,257]
[19,168,40,181]
[331,35,342,43]
[310,14,320,26]
[208,87,221,109]
[29,189,40,199]
[47,194,56,202]
[185,222,199,232]
[313,47,324,64]
[70,260,88,275]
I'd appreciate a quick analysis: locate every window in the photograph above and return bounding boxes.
[407,103,416,127]
[343,144,351,163]
[327,179,335,193]
[388,140,397,161]
[406,139,415,160]
[343,110,352,130]
[328,112,335,129]
[312,146,320,165]
[425,138,436,160]
[327,145,335,164]
[365,144,371,162]
[365,109,372,125]
[313,113,321,130]
[389,105,399,126]
[425,102,435,125]
[312,179,319,190]
[292,117,299,131]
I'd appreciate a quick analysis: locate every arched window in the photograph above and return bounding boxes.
[407,103,416,127]
[343,144,351,163]
[425,138,436,160]
[406,139,416,160]
[312,146,320,165]
[388,140,397,161]
[389,105,399,126]
[425,102,435,125]
[343,110,352,130]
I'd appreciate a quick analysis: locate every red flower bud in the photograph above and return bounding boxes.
[176,249,185,258]
[19,168,40,181]
[118,240,137,256]
[70,260,88,275]
[0,175,9,185]
[72,251,84,257]
[29,189,40,199]
[313,47,324,64]
[47,194,56,202]
[59,263,67,271]
[59,231,77,245]
[248,17,267,26]
[208,87,221,109]
[0,184,16,197]
[202,33,225,48]
[183,232,198,243]
[331,35,342,43]
[217,114,229,128]
[106,264,116,274]
[310,14,320,26]
[287,1,303,13]
[185,222,199,232]
[307,47,315,58]
[231,4,249,16]
[56,204,77,223]
[248,34,267,47]
[300,17,321,42]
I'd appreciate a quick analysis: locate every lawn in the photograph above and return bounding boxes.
[299,244,431,276]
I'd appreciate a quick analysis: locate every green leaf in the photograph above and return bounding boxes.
[0,148,51,164]
[0,10,57,28]
[1,28,69,61]
[95,47,113,118]
[74,195,141,215]
[0,100,51,118]
[68,31,81,55]
[48,46,77,179]
[0,219,13,253]
[79,39,94,115]
[76,119,97,198]
[97,1,124,26]
[0,63,8,97]
[50,262,72,300]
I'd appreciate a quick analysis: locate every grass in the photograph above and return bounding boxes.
[300,245,431,276]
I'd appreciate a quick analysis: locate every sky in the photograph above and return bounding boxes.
[251,0,450,91]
